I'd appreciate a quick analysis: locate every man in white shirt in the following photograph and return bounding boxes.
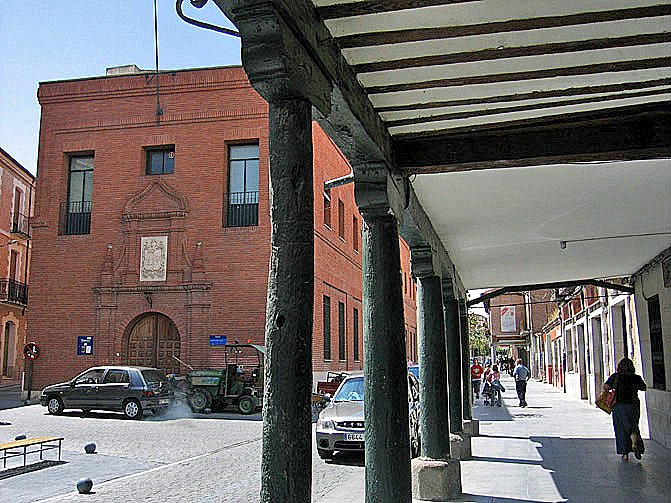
[513,358,531,407]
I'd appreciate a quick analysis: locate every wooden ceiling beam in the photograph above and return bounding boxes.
[374,78,671,112]
[393,103,671,173]
[316,0,477,20]
[336,5,671,48]
[366,57,671,94]
[384,88,671,127]
[354,32,671,73]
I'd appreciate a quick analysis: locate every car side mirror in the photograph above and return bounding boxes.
[70,381,76,387]
[324,394,332,402]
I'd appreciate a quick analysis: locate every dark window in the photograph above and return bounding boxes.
[338,199,345,240]
[324,192,331,228]
[648,295,666,390]
[353,307,359,362]
[323,295,331,360]
[60,155,93,235]
[103,369,130,384]
[352,216,359,252]
[226,144,259,227]
[146,146,175,175]
[338,301,346,361]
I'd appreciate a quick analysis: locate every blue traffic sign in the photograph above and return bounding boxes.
[209,335,228,346]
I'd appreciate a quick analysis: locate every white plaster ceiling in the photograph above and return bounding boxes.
[411,159,671,289]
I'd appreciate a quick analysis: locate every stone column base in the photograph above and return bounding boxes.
[449,432,472,460]
[412,457,462,502]
[462,418,479,436]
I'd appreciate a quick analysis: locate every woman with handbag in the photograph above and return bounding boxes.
[603,357,647,462]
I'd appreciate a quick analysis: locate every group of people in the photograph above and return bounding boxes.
[469,354,647,463]
[470,357,531,407]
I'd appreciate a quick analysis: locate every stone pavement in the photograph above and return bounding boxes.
[320,373,670,503]
[0,376,668,502]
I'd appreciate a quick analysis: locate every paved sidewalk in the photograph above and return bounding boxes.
[324,374,670,502]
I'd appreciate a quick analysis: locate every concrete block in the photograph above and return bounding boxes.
[449,432,472,460]
[463,418,479,436]
[411,457,461,502]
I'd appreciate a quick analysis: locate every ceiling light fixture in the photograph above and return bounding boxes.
[559,231,671,249]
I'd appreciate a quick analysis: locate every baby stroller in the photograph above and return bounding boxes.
[483,379,505,407]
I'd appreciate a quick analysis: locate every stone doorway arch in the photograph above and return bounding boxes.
[125,313,180,375]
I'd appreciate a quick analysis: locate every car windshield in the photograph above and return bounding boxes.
[334,376,364,402]
[141,369,165,385]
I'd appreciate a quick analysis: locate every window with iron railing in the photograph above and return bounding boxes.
[225,145,259,227]
[11,212,30,237]
[60,155,94,235]
[0,278,28,305]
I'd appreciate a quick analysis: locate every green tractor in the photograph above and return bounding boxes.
[186,343,264,415]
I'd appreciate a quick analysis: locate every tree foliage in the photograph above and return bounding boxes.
[469,312,490,357]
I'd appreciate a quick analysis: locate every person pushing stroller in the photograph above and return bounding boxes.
[483,365,505,406]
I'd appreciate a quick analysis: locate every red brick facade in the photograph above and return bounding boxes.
[29,66,416,388]
[0,148,34,381]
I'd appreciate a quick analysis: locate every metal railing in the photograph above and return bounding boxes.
[11,212,30,237]
[224,191,259,227]
[59,201,92,235]
[0,278,28,305]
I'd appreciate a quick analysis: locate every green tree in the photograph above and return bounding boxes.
[469,312,490,357]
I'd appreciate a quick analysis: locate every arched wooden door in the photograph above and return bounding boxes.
[126,313,180,375]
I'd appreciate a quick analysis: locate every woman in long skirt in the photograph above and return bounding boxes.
[603,357,647,461]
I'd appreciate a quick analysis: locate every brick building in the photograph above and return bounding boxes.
[0,147,34,382]
[28,66,416,391]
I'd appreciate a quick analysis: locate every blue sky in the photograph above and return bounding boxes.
[0,0,242,174]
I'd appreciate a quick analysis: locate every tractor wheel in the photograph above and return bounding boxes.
[189,389,212,413]
[238,395,256,415]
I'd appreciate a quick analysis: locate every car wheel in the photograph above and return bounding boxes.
[188,389,212,413]
[123,399,143,420]
[317,448,333,460]
[238,395,256,415]
[47,396,64,415]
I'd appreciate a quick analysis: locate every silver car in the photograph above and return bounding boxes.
[315,371,420,460]
[40,366,173,419]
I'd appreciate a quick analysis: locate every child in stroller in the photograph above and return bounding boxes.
[483,365,505,407]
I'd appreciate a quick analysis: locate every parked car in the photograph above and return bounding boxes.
[40,366,173,419]
[315,371,421,460]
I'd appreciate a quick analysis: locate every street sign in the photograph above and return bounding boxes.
[77,336,93,356]
[23,342,39,359]
[209,335,228,346]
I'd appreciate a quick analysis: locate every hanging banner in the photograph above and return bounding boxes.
[501,306,516,333]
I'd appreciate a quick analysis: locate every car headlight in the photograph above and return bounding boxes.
[316,418,335,430]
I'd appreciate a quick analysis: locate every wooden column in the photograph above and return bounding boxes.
[443,286,463,434]
[412,247,450,459]
[261,97,314,503]
[460,299,472,421]
[357,174,411,503]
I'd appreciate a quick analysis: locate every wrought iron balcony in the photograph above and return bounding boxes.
[59,201,92,235]
[0,278,28,306]
[11,212,30,238]
[224,191,259,227]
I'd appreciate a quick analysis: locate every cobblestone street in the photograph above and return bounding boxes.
[1,375,669,502]
[0,403,362,502]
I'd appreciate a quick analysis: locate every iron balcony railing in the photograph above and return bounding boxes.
[59,201,92,235]
[224,191,259,227]
[11,212,30,238]
[0,278,28,306]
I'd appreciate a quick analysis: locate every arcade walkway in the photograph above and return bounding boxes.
[323,374,670,503]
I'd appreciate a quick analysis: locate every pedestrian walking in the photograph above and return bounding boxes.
[470,358,484,400]
[513,358,530,407]
[604,357,647,462]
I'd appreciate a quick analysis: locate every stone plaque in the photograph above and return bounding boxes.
[140,236,168,282]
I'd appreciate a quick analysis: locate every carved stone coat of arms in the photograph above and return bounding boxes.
[140,236,168,282]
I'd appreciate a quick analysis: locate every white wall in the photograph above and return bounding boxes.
[632,255,671,449]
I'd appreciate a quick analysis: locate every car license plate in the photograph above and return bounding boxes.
[344,433,364,441]
[159,399,169,405]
